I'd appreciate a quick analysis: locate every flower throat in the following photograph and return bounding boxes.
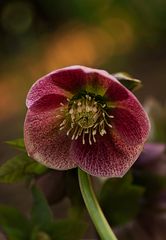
[60,91,114,145]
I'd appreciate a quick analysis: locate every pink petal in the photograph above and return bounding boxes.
[70,132,143,177]
[27,66,123,109]
[104,79,129,102]
[24,108,76,170]
[111,93,150,145]
[54,66,129,100]
[50,66,87,93]
[111,108,145,145]
[29,94,67,112]
[26,73,71,109]
[44,65,111,95]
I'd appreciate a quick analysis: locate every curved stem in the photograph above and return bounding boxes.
[78,168,118,240]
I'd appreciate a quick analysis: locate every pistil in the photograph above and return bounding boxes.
[60,93,114,145]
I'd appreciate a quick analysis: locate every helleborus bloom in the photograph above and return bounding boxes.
[24,66,150,177]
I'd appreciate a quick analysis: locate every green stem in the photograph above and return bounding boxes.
[78,168,118,240]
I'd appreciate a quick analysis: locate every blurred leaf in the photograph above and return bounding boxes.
[65,169,85,217]
[31,229,52,240]
[31,186,53,231]
[113,72,142,92]
[100,173,145,226]
[5,138,25,151]
[50,219,87,240]
[0,205,30,240]
[0,154,48,183]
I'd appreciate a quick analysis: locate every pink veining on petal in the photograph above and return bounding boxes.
[111,108,143,145]
[26,73,71,109]
[24,65,150,178]
[27,66,123,110]
[48,65,113,94]
[105,79,129,102]
[50,67,87,93]
[29,94,67,112]
[70,131,143,177]
[24,108,76,170]
[113,91,150,144]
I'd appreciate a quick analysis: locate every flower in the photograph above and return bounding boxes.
[24,66,150,177]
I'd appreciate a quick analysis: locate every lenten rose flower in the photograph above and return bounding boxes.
[24,66,150,177]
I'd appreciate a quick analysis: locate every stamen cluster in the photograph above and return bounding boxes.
[60,93,114,145]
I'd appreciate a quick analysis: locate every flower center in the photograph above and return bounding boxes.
[60,93,114,145]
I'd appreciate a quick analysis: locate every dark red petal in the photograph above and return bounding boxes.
[111,108,142,145]
[26,73,71,109]
[27,66,123,109]
[111,93,150,145]
[70,132,143,177]
[105,80,129,102]
[29,94,67,112]
[49,66,112,95]
[51,67,87,93]
[24,108,76,170]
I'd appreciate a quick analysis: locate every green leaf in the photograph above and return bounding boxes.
[5,138,25,151]
[31,187,53,231]
[100,173,145,226]
[50,219,87,240]
[113,72,142,92]
[0,154,48,183]
[30,227,52,240]
[0,205,31,240]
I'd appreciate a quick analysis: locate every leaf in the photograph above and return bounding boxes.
[0,205,31,240]
[0,154,48,183]
[50,219,87,240]
[113,72,142,92]
[30,187,87,239]
[5,138,25,151]
[30,228,52,240]
[31,186,54,231]
[100,173,145,226]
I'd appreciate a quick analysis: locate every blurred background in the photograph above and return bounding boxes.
[0,0,166,239]
[0,0,166,157]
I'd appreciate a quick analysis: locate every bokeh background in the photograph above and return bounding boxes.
[0,0,166,158]
[0,0,166,239]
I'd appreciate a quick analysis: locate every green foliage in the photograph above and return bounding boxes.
[5,138,25,151]
[0,187,87,240]
[0,154,48,183]
[100,173,145,226]
[31,179,87,240]
[1,139,87,239]
[50,219,87,240]
[31,186,53,231]
[0,205,31,240]
[113,72,142,92]
[31,230,52,240]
